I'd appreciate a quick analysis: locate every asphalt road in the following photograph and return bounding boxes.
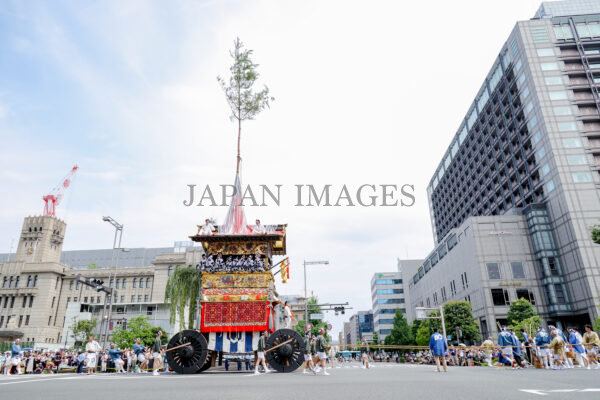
[1,362,599,400]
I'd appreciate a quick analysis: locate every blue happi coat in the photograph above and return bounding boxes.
[569,332,585,354]
[429,332,447,356]
[535,330,550,348]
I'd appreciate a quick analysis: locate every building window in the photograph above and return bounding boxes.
[120,296,125,303]
[116,279,120,289]
[558,121,577,131]
[22,296,27,308]
[545,76,562,85]
[375,279,402,285]
[97,296,101,303]
[29,296,34,308]
[567,155,587,165]
[18,315,23,328]
[548,91,567,100]
[90,296,94,304]
[25,315,30,326]
[516,289,536,305]
[377,298,404,304]
[9,277,13,288]
[563,138,581,149]
[144,295,149,302]
[441,287,447,302]
[554,284,567,304]
[73,297,78,302]
[3,297,8,308]
[433,292,438,305]
[511,262,525,279]
[0,316,3,327]
[146,278,151,288]
[110,279,114,288]
[55,277,59,289]
[537,48,554,57]
[131,295,135,303]
[33,275,38,287]
[540,62,559,71]
[486,263,501,279]
[67,297,71,303]
[553,106,572,116]
[553,25,573,40]
[51,297,55,308]
[69,280,73,290]
[168,266,174,276]
[117,307,125,315]
[76,281,80,290]
[575,23,600,38]
[573,172,592,183]
[48,316,52,326]
[5,316,10,327]
[10,297,15,308]
[27,275,32,288]
[138,295,142,302]
[2,277,6,288]
[84,297,88,303]
[491,289,510,306]
[122,278,127,289]
[133,278,137,288]
[376,289,404,295]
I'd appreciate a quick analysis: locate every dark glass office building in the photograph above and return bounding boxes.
[425,0,600,328]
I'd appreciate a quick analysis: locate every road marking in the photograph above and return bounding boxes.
[519,389,600,396]
[519,390,547,396]
[0,376,80,386]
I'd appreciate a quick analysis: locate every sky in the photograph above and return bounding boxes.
[0,0,546,337]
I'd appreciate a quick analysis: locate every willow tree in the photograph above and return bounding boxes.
[164,266,203,332]
[217,37,274,174]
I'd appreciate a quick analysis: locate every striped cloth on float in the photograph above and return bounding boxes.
[208,331,259,353]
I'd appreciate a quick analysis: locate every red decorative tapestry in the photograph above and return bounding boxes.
[201,301,270,332]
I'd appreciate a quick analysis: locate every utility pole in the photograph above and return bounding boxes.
[100,216,123,348]
[303,260,329,331]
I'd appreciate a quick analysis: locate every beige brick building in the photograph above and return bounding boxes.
[0,215,201,348]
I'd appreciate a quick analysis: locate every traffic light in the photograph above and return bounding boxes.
[89,278,104,291]
[334,306,345,315]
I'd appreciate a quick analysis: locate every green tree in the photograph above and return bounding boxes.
[443,301,481,344]
[509,315,542,342]
[164,266,203,332]
[70,317,98,346]
[591,225,600,244]
[110,316,167,349]
[411,319,421,341]
[384,310,413,345]
[217,37,274,174]
[294,295,330,340]
[370,331,379,346]
[415,318,438,346]
[507,298,537,324]
[593,315,600,332]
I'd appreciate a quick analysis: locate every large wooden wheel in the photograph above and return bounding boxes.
[196,351,212,373]
[265,328,305,373]
[166,330,209,374]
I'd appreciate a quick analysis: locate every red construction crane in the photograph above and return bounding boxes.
[43,165,79,216]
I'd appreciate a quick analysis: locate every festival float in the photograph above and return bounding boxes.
[164,38,305,374]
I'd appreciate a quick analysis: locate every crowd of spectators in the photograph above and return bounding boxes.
[1,347,167,375]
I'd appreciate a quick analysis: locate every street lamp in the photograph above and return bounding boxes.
[100,216,123,349]
[303,260,329,331]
